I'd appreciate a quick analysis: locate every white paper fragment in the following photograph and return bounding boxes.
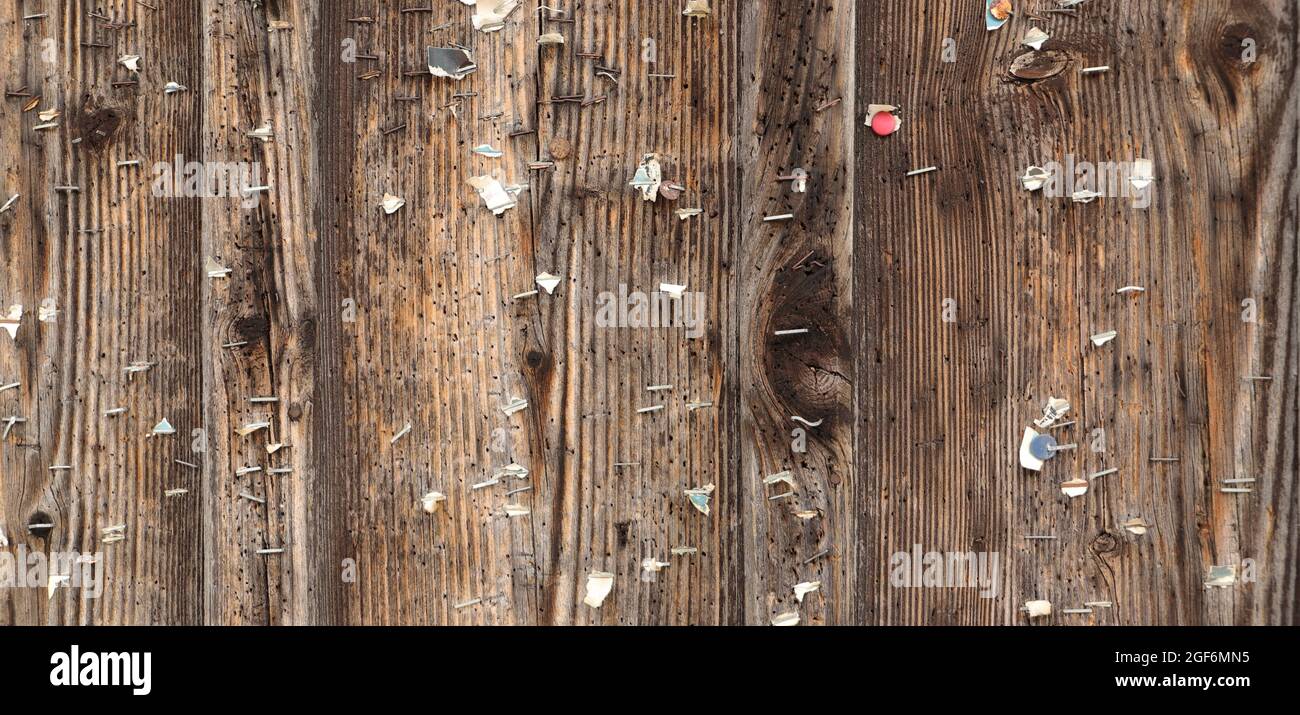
[1024,600,1053,618]
[246,121,274,143]
[502,397,528,416]
[1091,330,1118,346]
[38,108,60,122]
[427,47,477,79]
[583,571,615,607]
[1061,477,1089,498]
[1205,565,1236,588]
[1129,158,1154,190]
[267,442,284,454]
[417,491,444,515]
[381,193,405,215]
[495,463,529,480]
[1071,189,1102,203]
[676,208,703,220]
[119,54,141,72]
[1020,166,1050,191]
[472,144,504,158]
[503,504,530,517]
[629,154,663,201]
[468,175,520,215]
[236,421,270,436]
[658,282,687,299]
[163,81,187,94]
[1034,397,1070,429]
[150,418,176,436]
[1,305,21,339]
[790,168,808,193]
[771,612,800,626]
[1023,27,1050,50]
[537,32,565,45]
[764,470,796,489]
[985,0,1011,31]
[472,0,521,32]
[683,0,710,17]
[38,301,57,323]
[535,273,562,295]
[670,546,697,556]
[685,484,715,515]
[641,557,669,573]
[1122,517,1151,535]
[1019,427,1045,471]
[794,510,819,519]
[793,581,821,603]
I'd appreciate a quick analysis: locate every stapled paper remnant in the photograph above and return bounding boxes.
[0,194,18,215]
[629,154,663,201]
[1122,517,1151,535]
[1061,477,1089,498]
[502,397,528,416]
[164,81,187,94]
[1090,330,1117,346]
[468,175,520,215]
[1,305,21,339]
[676,208,703,220]
[986,0,1012,31]
[428,47,477,80]
[659,283,687,299]
[381,193,405,215]
[764,470,796,489]
[1129,158,1154,190]
[685,484,715,515]
[472,0,521,32]
[583,571,615,607]
[247,121,274,143]
[1023,599,1052,618]
[1023,27,1049,50]
[537,32,565,45]
[641,557,669,574]
[790,168,808,193]
[771,612,800,626]
[1205,565,1236,588]
[149,418,176,437]
[206,257,232,278]
[119,55,141,72]
[535,273,562,295]
[472,144,503,158]
[1019,427,1046,471]
[1021,166,1050,191]
[1034,397,1070,429]
[683,0,711,17]
[793,581,821,603]
[1072,189,1102,203]
[503,504,530,517]
[421,491,446,514]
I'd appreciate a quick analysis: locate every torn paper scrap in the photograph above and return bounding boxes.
[793,581,821,603]
[1024,599,1052,618]
[1205,565,1236,588]
[537,32,565,45]
[641,557,669,574]
[1023,27,1049,50]
[205,257,232,278]
[1071,189,1102,203]
[38,302,56,323]
[428,47,477,80]
[683,0,711,17]
[472,0,521,32]
[629,154,663,201]
[676,208,703,220]
[164,81,187,94]
[1021,166,1050,191]
[685,484,715,515]
[501,397,528,416]
[771,612,800,626]
[421,491,446,514]
[381,193,405,215]
[149,418,176,437]
[119,55,141,72]
[1060,477,1089,498]
[1121,517,1151,535]
[467,175,520,215]
[1,305,21,339]
[583,571,615,607]
[1034,397,1070,429]
[1090,330,1117,346]
[1019,427,1045,471]
[658,283,686,299]
[246,121,274,143]
[1129,158,1154,190]
[986,0,1012,31]
[763,470,796,489]
[535,273,561,295]
[471,144,503,159]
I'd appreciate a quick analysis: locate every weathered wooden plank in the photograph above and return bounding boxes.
[737,0,856,625]
[857,0,1298,625]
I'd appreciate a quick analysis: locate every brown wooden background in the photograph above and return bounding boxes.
[0,0,1294,625]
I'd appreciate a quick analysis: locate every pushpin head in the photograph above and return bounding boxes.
[871,111,900,137]
[1029,434,1059,461]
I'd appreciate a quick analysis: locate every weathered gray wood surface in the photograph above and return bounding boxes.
[0,0,1294,625]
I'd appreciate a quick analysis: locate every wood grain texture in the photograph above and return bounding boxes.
[0,0,1294,625]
